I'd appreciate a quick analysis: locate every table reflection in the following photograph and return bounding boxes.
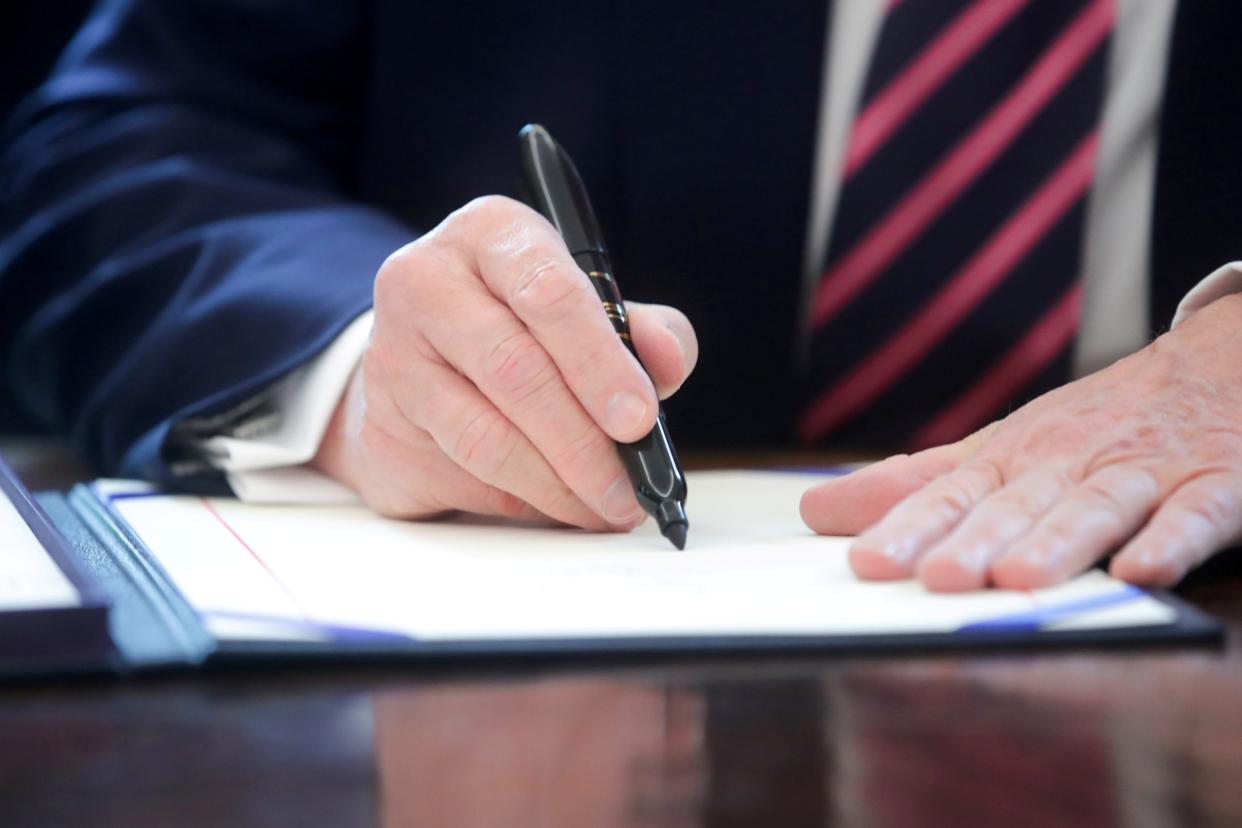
[375,677,706,827]
[828,667,1118,826]
[371,651,1242,828]
[4,643,1242,827]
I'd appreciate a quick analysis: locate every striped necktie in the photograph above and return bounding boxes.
[800,0,1115,449]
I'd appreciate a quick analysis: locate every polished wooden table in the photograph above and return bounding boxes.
[3,445,1241,827]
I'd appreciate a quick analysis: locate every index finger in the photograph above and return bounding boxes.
[848,459,1006,580]
[443,196,659,443]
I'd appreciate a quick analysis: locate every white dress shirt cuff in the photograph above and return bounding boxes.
[1171,261,1242,328]
[202,310,374,504]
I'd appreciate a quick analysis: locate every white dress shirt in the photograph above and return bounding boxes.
[208,0,1242,502]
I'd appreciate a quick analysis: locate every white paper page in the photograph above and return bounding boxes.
[108,471,1175,643]
[0,493,80,611]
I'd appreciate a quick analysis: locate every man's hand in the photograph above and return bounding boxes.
[312,196,697,529]
[801,293,1242,592]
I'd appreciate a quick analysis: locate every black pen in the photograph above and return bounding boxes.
[518,123,689,550]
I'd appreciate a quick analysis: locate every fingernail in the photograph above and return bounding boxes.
[665,320,691,370]
[857,534,905,562]
[605,392,648,439]
[602,475,642,524]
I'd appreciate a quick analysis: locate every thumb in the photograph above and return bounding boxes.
[626,302,698,399]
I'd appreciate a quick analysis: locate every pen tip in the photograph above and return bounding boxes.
[663,523,687,551]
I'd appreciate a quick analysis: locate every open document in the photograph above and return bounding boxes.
[87,470,1194,652]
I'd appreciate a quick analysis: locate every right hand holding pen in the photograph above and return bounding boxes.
[312,196,698,529]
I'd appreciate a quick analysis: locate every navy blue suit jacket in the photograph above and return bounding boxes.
[1,1,1238,483]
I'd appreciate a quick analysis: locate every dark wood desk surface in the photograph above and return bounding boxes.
[3,445,1242,828]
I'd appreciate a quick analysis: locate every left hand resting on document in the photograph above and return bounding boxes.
[801,293,1242,592]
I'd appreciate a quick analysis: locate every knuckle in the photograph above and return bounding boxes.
[375,242,448,314]
[1081,506,1130,548]
[573,334,631,384]
[1083,430,1169,472]
[925,491,975,526]
[547,425,611,478]
[378,238,420,275]
[452,194,524,228]
[928,482,975,517]
[482,330,559,402]
[1006,411,1087,462]
[1029,522,1078,558]
[1078,480,1134,524]
[989,471,1068,518]
[1193,429,1242,464]
[452,407,519,479]
[373,248,412,309]
[512,257,586,321]
[960,458,1007,492]
[991,489,1049,521]
[361,339,435,427]
[932,462,1003,513]
[1168,489,1231,533]
[435,196,539,261]
[1080,469,1146,512]
[544,485,596,527]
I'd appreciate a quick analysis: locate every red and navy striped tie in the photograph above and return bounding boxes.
[800,0,1115,449]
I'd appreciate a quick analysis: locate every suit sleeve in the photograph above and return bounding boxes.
[0,0,414,485]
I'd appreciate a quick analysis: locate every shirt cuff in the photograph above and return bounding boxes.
[202,310,374,504]
[1171,261,1242,328]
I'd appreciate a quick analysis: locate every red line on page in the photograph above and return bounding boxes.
[199,497,313,623]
